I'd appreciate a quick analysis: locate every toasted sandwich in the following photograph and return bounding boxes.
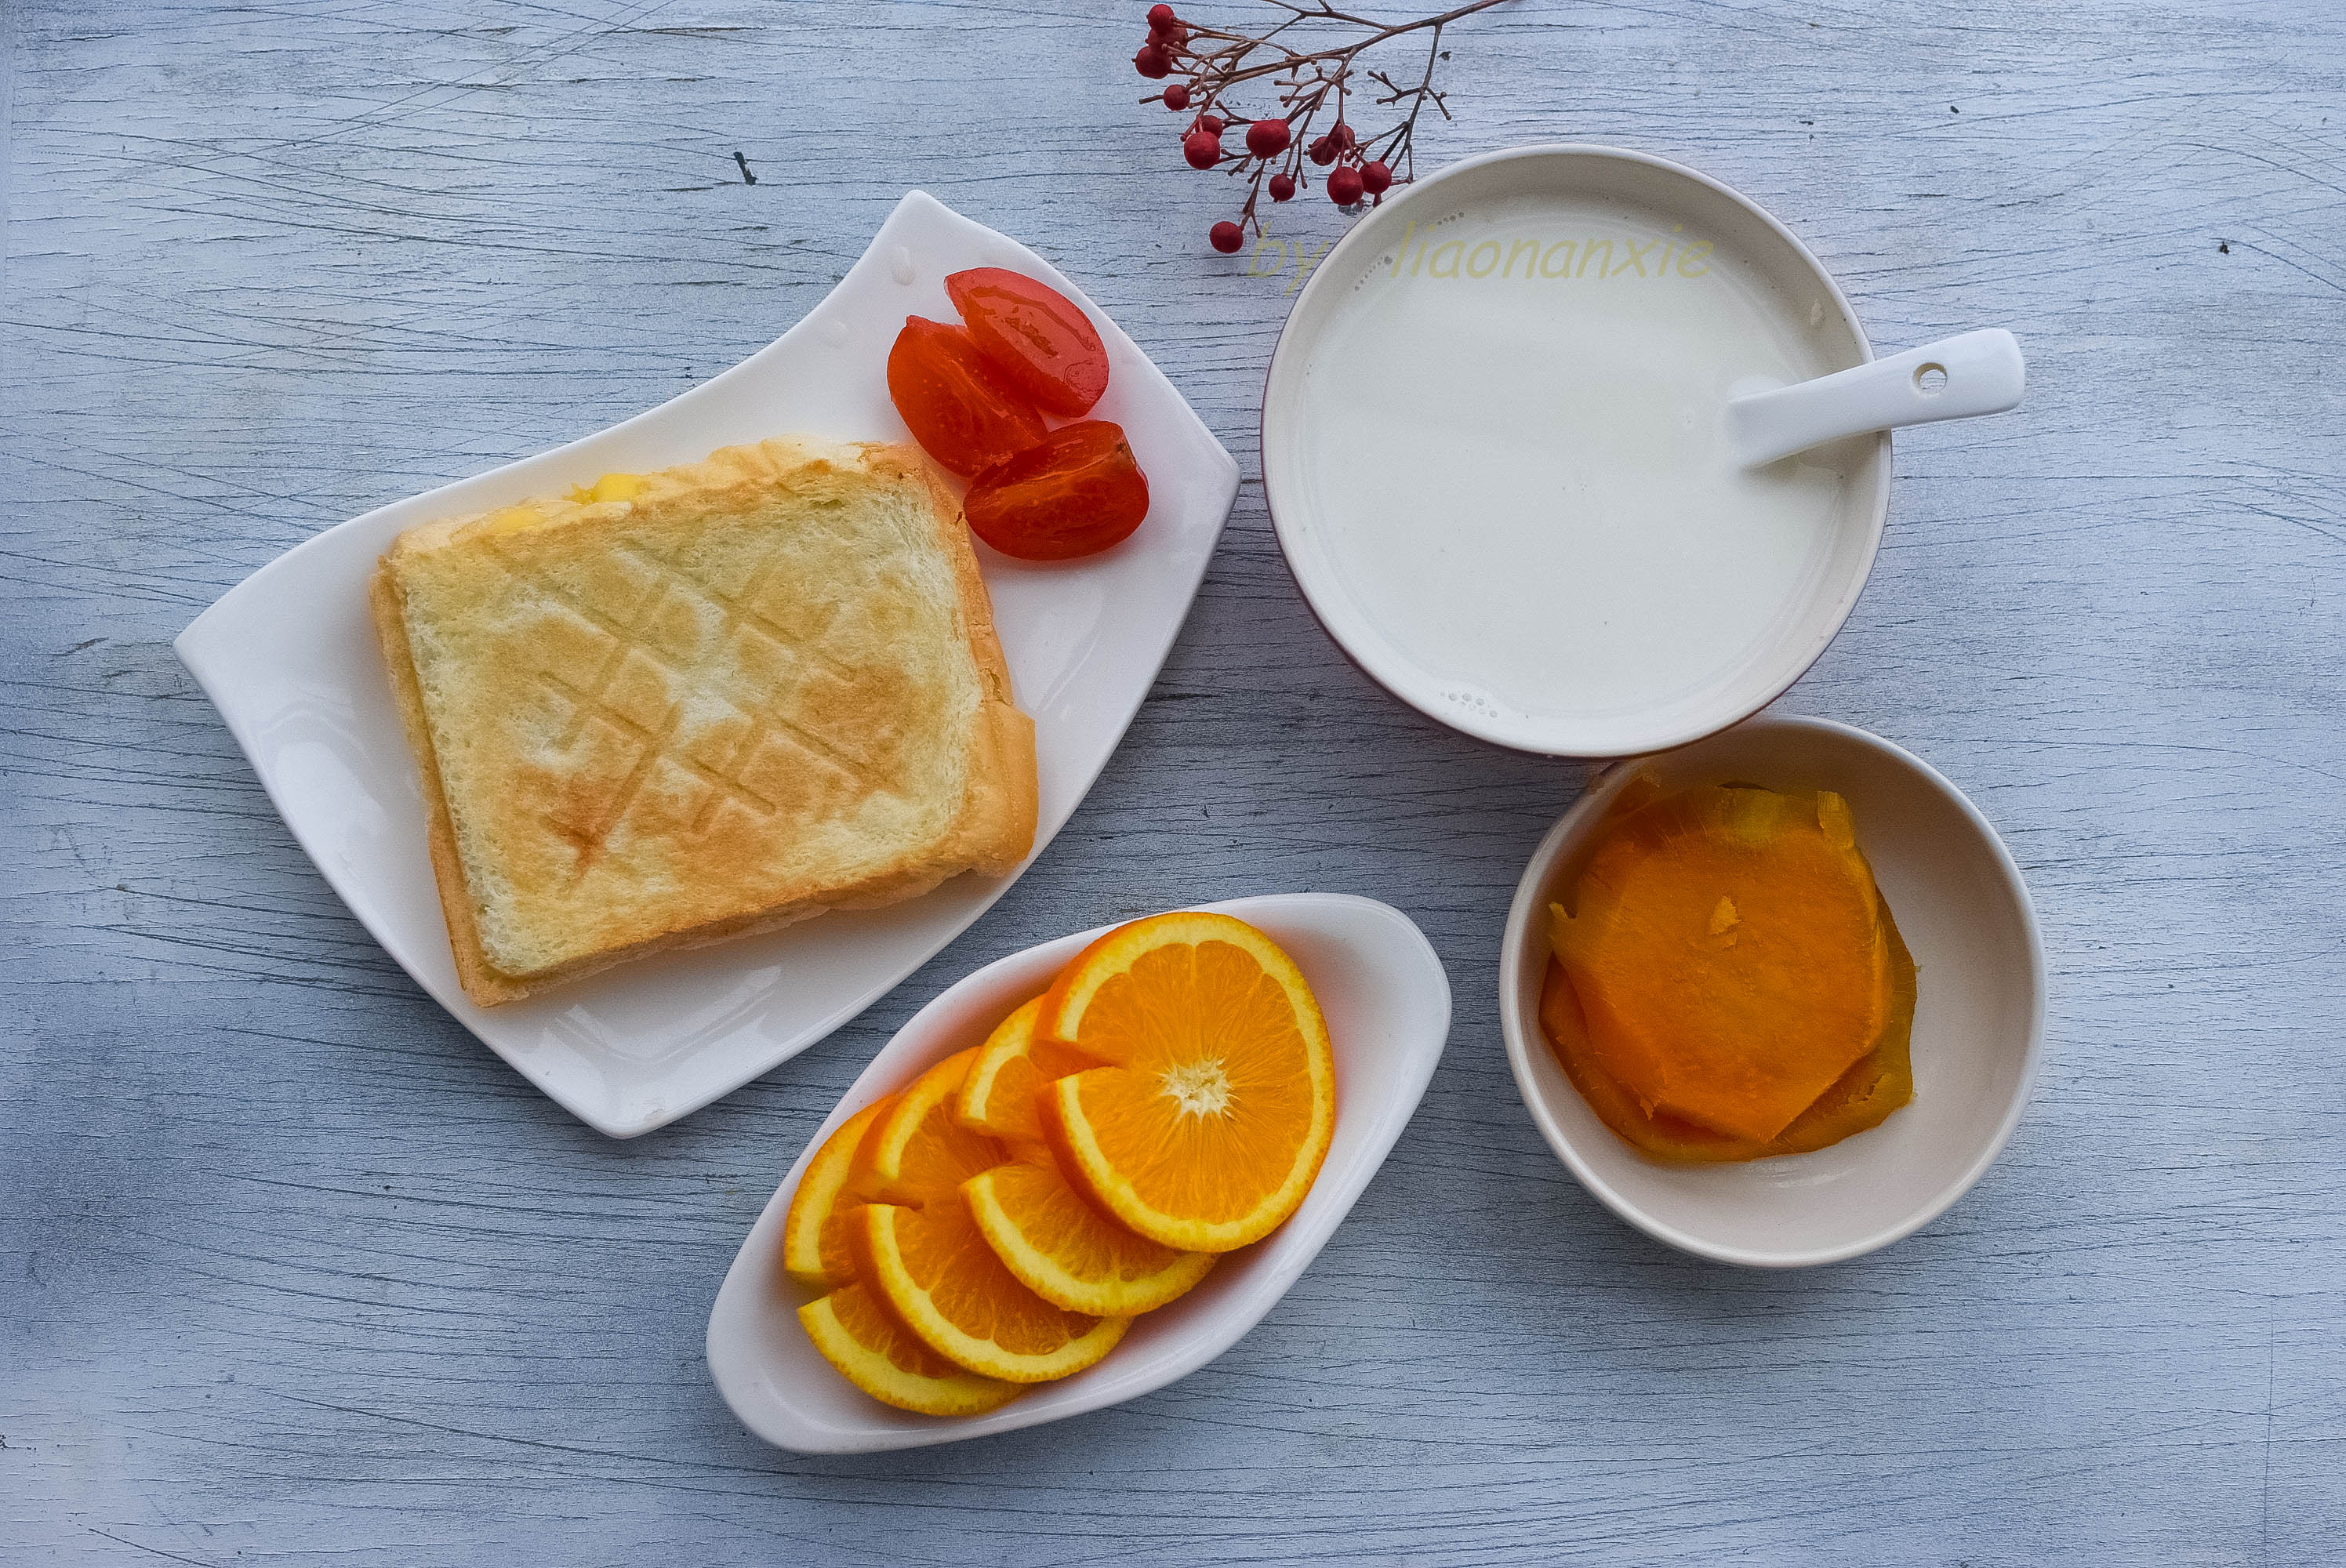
[370,437,1037,1005]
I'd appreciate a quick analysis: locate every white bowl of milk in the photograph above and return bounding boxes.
[1262,144,2023,758]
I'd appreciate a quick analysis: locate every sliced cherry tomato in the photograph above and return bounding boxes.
[886,317,1047,476]
[962,421,1149,561]
[946,268,1110,419]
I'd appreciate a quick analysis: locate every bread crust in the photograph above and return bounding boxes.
[913,460,1038,877]
[372,437,1037,1007]
[371,563,535,1005]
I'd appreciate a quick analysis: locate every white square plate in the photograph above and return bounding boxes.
[705,894,1451,1454]
[174,191,1240,1138]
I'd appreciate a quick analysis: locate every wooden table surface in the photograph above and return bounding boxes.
[6,1,2342,1561]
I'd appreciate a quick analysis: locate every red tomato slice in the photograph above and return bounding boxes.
[963,421,1149,561]
[946,268,1110,419]
[886,317,1047,476]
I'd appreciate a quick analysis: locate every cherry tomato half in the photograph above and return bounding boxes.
[962,420,1149,561]
[886,317,1047,476]
[946,268,1110,419]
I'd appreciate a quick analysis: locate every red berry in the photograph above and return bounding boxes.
[1360,160,1393,194]
[1210,221,1244,254]
[1245,118,1291,158]
[1183,130,1222,169]
[1327,165,1364,205]
[1269,172,1297,201]
[1307,135,1335,166]
[1197,114,1223,136]
[1148,3,1175,27]
[1162,83,1190,111]
[1134,44,1171,78]
[1329,122,1356,152]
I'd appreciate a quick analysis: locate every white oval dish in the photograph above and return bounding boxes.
[172,191,1240,1138]
[706,893,1451,1454]
[1498,713,2045,1267]
[1262,144,1893,758]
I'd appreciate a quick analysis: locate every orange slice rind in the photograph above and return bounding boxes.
[798,1282,1020,1417]
[781,1095,895,1290]
[963,1161,1215,1316]
[857,1201,1128,1383]
[1037,911,1336,1254]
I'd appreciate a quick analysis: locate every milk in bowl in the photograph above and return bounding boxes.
[1262,150,1890,757]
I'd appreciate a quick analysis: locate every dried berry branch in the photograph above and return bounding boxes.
[1131,0,1512,252]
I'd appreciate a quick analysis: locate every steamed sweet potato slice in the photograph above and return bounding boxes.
[1538,891,1917,1163]
[1549,785,1892,1142]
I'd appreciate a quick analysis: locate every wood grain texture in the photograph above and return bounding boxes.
[3,0,2341,1562]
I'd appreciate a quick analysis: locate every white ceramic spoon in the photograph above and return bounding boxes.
[1728,328,2027,467]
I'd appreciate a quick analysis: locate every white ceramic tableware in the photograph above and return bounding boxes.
[1497,713,2044,1268]
[175,191,1240,1138]
[1262,143,2015,760]
[706,893,1451,1454]
[1728,328,2026,467]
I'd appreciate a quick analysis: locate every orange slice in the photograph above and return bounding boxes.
[1035,911,1336,1253]
[781,1095,895,1290]
[954,997,1051,1146]
[840,1039,1129,1382]
[849,1047,1001,1206]
[953,996,1215,1314]
[857,1202,1128,1382]
[797,1283,1019,1417]
[963,1162,1215,1315]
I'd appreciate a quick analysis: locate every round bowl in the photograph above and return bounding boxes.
[1498,713,2045,1266]
[1262,143,1892,758]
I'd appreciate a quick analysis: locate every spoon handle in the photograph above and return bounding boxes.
[1729,328,2027,467]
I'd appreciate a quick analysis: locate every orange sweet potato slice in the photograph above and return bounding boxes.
[1550,785,1892,1142]
[1538,895,1917,1163]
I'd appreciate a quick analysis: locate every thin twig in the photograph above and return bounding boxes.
[1134,0,1510,246]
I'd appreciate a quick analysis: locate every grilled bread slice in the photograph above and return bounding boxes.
[371,437,1037,1006]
